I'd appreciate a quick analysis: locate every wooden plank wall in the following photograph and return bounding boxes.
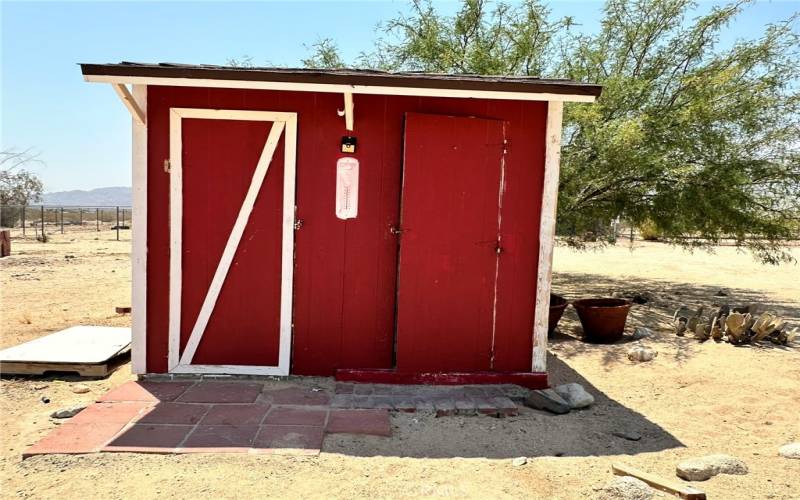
[146,86,547,375]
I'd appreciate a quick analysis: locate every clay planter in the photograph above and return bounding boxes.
[548,294,569,337]
[573,298,632,343]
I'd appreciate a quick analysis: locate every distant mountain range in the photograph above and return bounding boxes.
[41,187,132,207]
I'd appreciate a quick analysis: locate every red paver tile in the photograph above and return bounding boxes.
[70,401,153,424]
[253,425,324,454]
[136,402,211,425]
[326,409,391,437]
[264,387,330,406]
[104,424,193,452]
[98,381,194,402]
[176,382,263,403]
[201,404,270,426]
[263,407,327,426]
[23,422,127,458]
[181,425,259,451]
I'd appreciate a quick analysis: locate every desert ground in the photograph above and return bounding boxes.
[1,230,798,499]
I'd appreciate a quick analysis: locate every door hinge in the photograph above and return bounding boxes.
[163,159,171,173]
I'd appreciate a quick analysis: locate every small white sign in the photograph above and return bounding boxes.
[336,157,359,220]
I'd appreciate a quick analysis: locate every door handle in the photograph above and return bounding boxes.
[390,226,403,235]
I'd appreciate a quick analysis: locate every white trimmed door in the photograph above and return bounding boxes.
[168,108,297,375]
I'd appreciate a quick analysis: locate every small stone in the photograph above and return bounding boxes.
[40,396,50,404]
[612,430,642,441]
[512,456,527,466]
[631,327,653,340]
[71,384,91,394]
[33,384,48,390]
[598,476,653,500]
[676,454,748,481]
[715,289,729,296]
[627,346,657,362]
[50,404,87,419]
[553,383,594,409]
[524,389,570,414]
[778,442,800,459]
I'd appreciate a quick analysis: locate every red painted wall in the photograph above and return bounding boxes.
[145,86,547,375]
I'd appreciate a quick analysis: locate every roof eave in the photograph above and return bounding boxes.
[81,65,600,103]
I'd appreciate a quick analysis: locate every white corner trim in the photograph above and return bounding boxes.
[179,120,286,365]
[532,101,564,373]
[130,84,147,374]
[113,83,146,125]
[167,109,183,371]
[167,108,297,376]
[86,74,596,103]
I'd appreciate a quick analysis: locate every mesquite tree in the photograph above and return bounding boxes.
[304,0,800,263]
[1,149,44,228]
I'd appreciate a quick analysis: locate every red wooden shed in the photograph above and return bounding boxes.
[82,63,601,388]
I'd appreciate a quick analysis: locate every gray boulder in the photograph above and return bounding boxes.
[631,327,653,340]
[627,345,657,362]
[50,403,87,419]
[598,476,653,500]
[524,389,570,414]
[553,383,594,409]
[676,454,748,481]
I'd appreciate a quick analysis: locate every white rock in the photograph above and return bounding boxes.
[50,404,87,419]
[627,346,657,362]
[512,456,527,466]
[71,384,91,394]
[632,327,653,340]
[553,383,594,409]
[598,476,653,500]
[779,442,800,459]
[676,454,748,481]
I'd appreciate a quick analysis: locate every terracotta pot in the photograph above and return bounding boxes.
[573,298,632,343]
[548,294,568,337]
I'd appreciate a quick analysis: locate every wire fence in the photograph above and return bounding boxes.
[0,205,132,241]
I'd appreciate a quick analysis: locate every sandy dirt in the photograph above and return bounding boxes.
[1,232,799,499]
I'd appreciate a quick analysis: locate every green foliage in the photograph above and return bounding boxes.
[1,148,44,228]
[302,0,800,263]
[302,39,346,69]
[638,220,663,241]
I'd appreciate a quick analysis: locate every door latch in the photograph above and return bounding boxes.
[294,219,304,230]
[389,226,403,235]
[163,159,171,173]
[495,242,504,254]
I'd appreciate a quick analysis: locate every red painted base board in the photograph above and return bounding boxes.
[335,369,547,389]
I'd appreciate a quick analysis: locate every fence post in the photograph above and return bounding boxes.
[60,207,64,233]
[116,206,120,241]
[79,209,83,226]
[40,205,45,241]
[96,208,100,231]
[22,206,26,236]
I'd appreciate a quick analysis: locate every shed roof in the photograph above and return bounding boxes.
[81,62,602,102]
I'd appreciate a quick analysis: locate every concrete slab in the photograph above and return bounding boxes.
[0,326,131,376]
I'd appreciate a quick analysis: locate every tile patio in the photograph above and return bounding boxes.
[24,380,526,458]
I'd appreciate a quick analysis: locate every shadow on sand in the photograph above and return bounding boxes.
[325,352,684,459]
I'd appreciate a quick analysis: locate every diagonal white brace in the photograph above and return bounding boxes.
[112,83,146,125]
[179,120,286,365]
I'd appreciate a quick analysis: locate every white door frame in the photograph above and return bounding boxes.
[167,108,297,376]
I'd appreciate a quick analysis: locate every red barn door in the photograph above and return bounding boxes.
[167,109,297,376]
[395,112,507,372]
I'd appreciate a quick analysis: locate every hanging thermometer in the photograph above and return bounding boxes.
[336,157,359,220]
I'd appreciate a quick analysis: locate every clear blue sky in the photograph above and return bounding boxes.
[2,0,797,192]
